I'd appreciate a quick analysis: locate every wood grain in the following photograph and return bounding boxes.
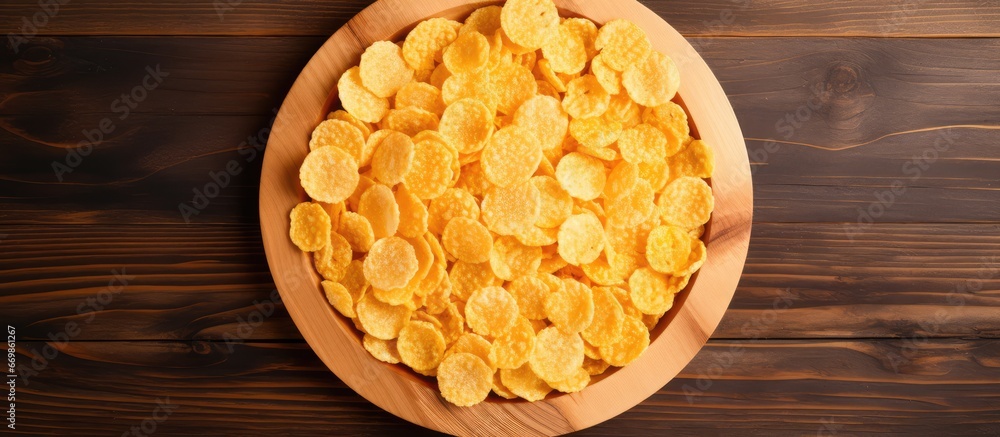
[1,0,997,37]
[2,37,998,224]
[11,339,1000,436]
[2,223,997,342]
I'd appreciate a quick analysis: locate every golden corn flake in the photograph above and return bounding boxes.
[489,317,536,369]
[581,286,625,346]
[404,138,455,200]
[442,217,493,263]
[363,334,401,364]
[622,51,680,107]
[646,226,693,275]
[356,293,413,340]
[482,126,542,187]
[604,161,640,200]
[544,278,595,335]
[422,269,452,314]
[395,81,447,116]
[445,333,494,370]
[507,275,552,320]
[555,152,606,201]
[360,41,414,98]
[577,144,617,162]
[536,58,566,93]
[489,236,543,281]
[607,178,655,229]
[308,120,366,165]
[360,130,390,168]
[364,236,419,290]
[581,256,625,287]
[628,267,674,315]
[300,146,359,204]
[606,92,643,128]
[658,177,714,229]
[428,188,480,235]
[669,139,716,181]
[403,17,461,71]
[594,19,652,72]
[643,102,689,158]
[535,80,560,100]
[339,259,368,302]
[338,211,375,252]
[514,225,558,247]
[289,202,330,252]
[590,53,621,94]
[619,124,668,165]
[557,213,605,266]
[491,62,538,115]
[437,303,466,345]
[357,184,400,239]
[372,284,413,307]
[442,70,498,113]
[398,320,447,371]
[465,286,520,337]
[384,107,440,137]
[338,67,389,123]
[501,363,552,402]
[569,115,623,149]
[481,181,541,236]
[322,280,356,318]
[512,48,537,71]
[315,232,352,282]
[676,237,707,277]
[529,326,584,382]
[444,31,490,74]
[599,316,649,366]
[492,372,519,399]
[438,352,493,407]
[327,110,372,141]
[500,0,559,50]
[530,176,573,229]
[348,175,376,212]
[563,18,598,59]
[462,6,503,38]
[541,21,587,75]
[450,260,500,301]
[439,98,495,154]
[513,95,569,151]
[406,235,434,283]
[562,75,610,119]
[394,184,429,238]
[638,160,672,193]
[582,356,611,376]
[548,367,590,394]
[430,62,452,89]
[370,131,413,186]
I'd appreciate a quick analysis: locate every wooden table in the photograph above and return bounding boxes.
[2,1,998,435]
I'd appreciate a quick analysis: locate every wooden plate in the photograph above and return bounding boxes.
[260,0,752,435]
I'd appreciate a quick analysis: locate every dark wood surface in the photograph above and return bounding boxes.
[0,1,997,436]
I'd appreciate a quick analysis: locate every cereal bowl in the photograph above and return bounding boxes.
[260,0,752,434]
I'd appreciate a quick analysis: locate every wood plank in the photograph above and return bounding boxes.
[1,37,998,224]
[0,37,325,115]
[9,339,999,435]
[0,0,997,37]
[2,223,996,341]
[6,36,1000,119]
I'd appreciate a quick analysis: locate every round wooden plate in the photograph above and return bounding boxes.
[260,0,752,435]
